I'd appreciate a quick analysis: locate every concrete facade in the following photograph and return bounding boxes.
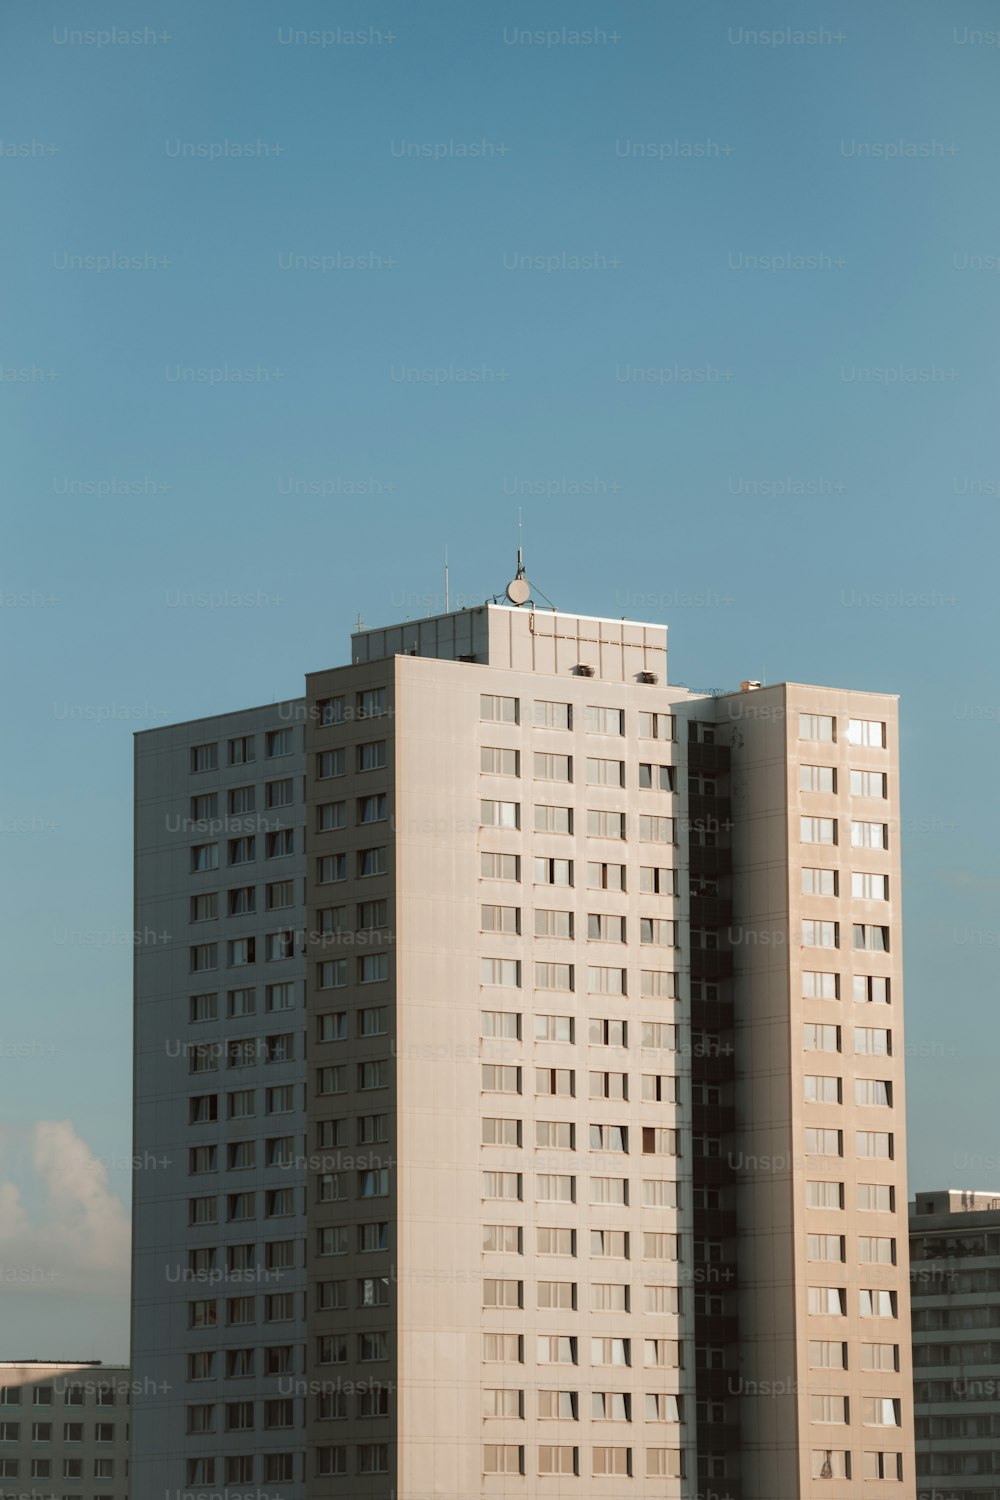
[132,601,915,1498]
[0,1361,130,1499]
[910,1188,1000,1499]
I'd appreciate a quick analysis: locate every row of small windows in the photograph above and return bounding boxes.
[804,1129,895,1159]
[189,1086,298,1122]
[315,689,388,725]
[484,1117,675,1155]
[0,1450,118,1479]
[316,740,386,779]
[483,909,675,944]
[801,869,889,899]
[192,830,295,871]
[805,1234,899,1265]
[0,1388,119,1407]
[480,960,675,997]
[801,817,889,848]
[804,1451,904,1481]
[803,971,891,1004]
[187,1033,295,1071]
[806,1340,899,1371]
[480,1068,676,1110]
[482,803,675,844]
[800,765,888,797]
[186,1453,308,1485]
[799,715,886,748]
[191,881,297,920]
[483,748,676,792]
[190,730,295,773]
[0,1424,117,1442]
[482,697,674,739]
[804,1023,894,1054]
[480,1013,673,1049]
[482,1445,684,1478]
[482,853,676,895]
[480,1335,680,1367]
[195,793,389,835]
[805,1075,893,1106]
[808,1286,901,1317]
[189,985,295,1022]
[807,1182,896,1212]
[479,1281,679,1314]
[484,1390,681,1421]
[317,847,387,883]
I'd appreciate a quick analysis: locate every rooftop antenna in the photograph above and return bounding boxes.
[444,546,450,613]
[497,515,557,610]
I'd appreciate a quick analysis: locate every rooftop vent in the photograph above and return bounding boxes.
[575,664,596,677]
[740,680,762,693]
[639,670,659,684]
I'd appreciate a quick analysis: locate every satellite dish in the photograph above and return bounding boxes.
[506,577,531,606]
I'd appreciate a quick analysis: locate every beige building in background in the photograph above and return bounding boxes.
[133,597,915,1497]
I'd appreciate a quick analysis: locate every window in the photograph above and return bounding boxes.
[480,957,521,988]
[480,1011,521,1041]
[639,762,674,791]
[264,931,294,963]
[191,842,219,873]
[265,728,293,757]
[588,861,625,890]
[852,871,888,900]
[482,1332,523,1362]
[534,856,573,886]
[589,1070,627,1101]
[538,1335,578,1365]
[534,908,573,939]
[801,816,837,845]
[803,919,839,948]
[318,1226,348,1257]
[809,1340,847,1369]
[855,1026,891,1056]
[799,713,835,742]
[190,1144,218,1174]
[860,1341,899,1371]
[358,793,388,824]
[804,1075,841,1104]
[266,981,294,1013]
[852,768,887,797]
[537,1226,576,1256]
[802,867,838,896]
[591,1017,627,1047]
[480,693,518,724]
[806,1180,844,1209]
[852,820,887,849]
[482,1171,522,1201]
[191,741,219,772]
[358,1058,388,1090]
[805,1128,843,1157]
[227,735,255,766]
[640,918,674,947]
[483,1224,522,1254]
[859,1288,898,1317]
[481,850,520,881]
[536,1173,575,1203]
[591,1176,628,1206]
[228,885,256,916]
[482,1064,521,1094]
[811,1394,848,1424]
[588,965,626,994]
[483,1278,523,1308]
[483,1444,524,1474]
[316,695,345,727]
[640,864,675,894]
[854,974,890,1005]
[317,747,345,779]
[863,1452,903,1480]
[190,891,218,922]
[856,1078,892,1107]
[584,705,624,735]
[801,764,837,793]
[533,751,571,782]
[639,814,673,843]
[358,1005,387,1036]
[808,1234,845,1263]
[804,1023,841,1052]
[858,1183,894,1212]
[591,1229,629,1259]
[854,924,890,952]
[317,800,346,831]
[266,829,294,859]
[807,1285,846,1316]
[587,756,625,787]
[317,853,347,886]
[481,903,520,934]
[358,846,387,877]
[228,937,256,967]
[640,1021,677,1050]
[189,1093,218,1123]
[803,970,839,1000]
[536,1068,575,1098]
[535,961,574,992]
[356,738,387,772]
[359,952,388,984]
[482,1117,521,1147]
[536,1014,575,1038]
[266,777,293,808]
[190,943,218,973]
[848,718,885,747]
[638,711,673,740]
[587,808,626,839]
[228,836,255,865]
[189,992,218,1024]
[590,1123,628,1153]
[858,1236,896,1265]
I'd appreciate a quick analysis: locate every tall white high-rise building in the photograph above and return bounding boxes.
[132,596,914,1498]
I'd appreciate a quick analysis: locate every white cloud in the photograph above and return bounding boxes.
[0,1120,129,1296]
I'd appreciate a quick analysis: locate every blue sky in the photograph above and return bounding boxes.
[3,0,999,1357]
